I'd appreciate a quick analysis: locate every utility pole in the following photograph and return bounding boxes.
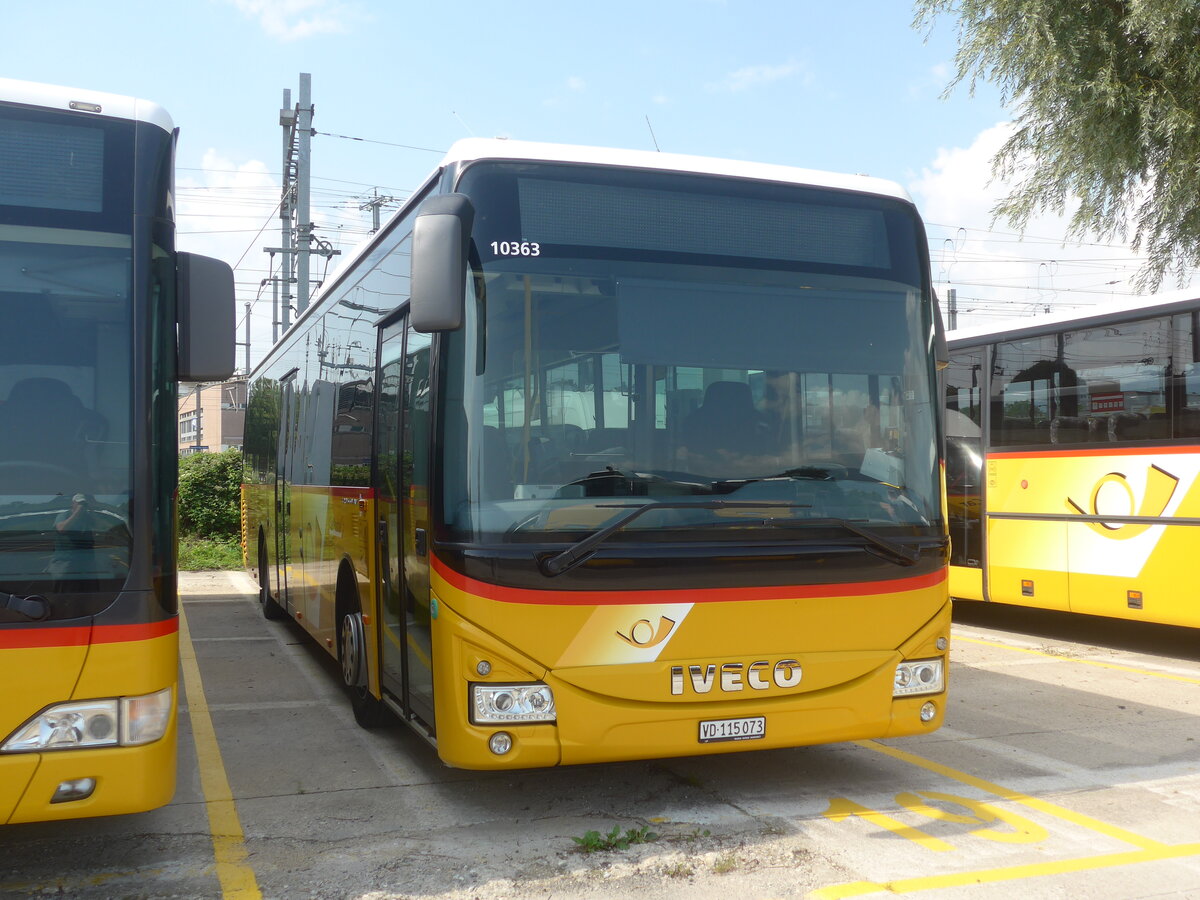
[265,74,338,340]
[947,288,958,331]
[273,87,295,335]
[296,73,313,315]
[234,301,252,375]
[359,189,395,234]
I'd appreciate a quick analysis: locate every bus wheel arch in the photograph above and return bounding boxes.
[257,530,286,621]
[336,560,390,729]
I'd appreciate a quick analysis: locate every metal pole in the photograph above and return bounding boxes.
[296,73,312,315]
[280,87,293,332]
[244,302,251,375]
[947,288,958,331]
[269,252,278,344]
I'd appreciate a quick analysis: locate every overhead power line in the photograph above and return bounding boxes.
[312,130,445,155]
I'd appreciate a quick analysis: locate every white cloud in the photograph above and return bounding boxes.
[177,152,287,371]
[224,0,360,42]
[177,150,277,266]
[709,60,806,93]
[907,123,1193,330]
[177,149,379,370]
[566,76,587,92]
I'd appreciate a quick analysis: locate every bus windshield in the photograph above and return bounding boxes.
[439,162,941,544]
[0,101,140,616]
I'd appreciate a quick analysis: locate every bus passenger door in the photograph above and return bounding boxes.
[275,376,297,605]
[373,314,435,729]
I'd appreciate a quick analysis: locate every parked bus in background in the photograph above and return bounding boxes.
[945,292,1200,625]
[0,79,234,823]
[243,139,949,769]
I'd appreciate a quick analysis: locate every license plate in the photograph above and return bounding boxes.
[698,716,766,744]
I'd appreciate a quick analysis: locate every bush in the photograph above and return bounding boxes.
[179,448,243,539]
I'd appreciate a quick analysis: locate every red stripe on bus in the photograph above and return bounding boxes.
[989,445,1200,460]
[0,617,177,650]
[431,556,945,606]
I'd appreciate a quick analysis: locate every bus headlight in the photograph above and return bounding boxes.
[0,688,172,753]
[121,687,173,746]
[471,683,556,724]
[893,659,944,697]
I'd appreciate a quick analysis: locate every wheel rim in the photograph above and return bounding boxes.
[341,612,364,687]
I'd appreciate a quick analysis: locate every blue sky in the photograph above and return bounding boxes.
[6,0,1190,368]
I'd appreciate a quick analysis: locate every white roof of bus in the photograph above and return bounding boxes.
[946,286,1200,346]
[440,138,914,202]
[0,78,173,134]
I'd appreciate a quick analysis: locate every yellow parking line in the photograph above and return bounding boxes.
[859,739,1165,849]
[178,604,262,900]
[955,635,1200,685]
[809,739,1189,898]
[811,842,1200,898]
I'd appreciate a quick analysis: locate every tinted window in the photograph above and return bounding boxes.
[991,314,1196,446]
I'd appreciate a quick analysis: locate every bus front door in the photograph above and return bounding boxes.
[275,376,297,607]
[373,314,435,730]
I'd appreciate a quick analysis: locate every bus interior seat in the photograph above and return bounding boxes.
[0,378,106,479]
[681,381,766,457]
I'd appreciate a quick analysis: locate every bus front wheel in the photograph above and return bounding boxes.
[258,536,286,621]
[338,591,390,729]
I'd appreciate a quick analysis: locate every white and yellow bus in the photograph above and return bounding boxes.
[243,139,950,769]
[0,79,233,823]
[946,291,1200,624]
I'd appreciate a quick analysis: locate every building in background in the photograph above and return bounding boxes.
[178,378,247,455]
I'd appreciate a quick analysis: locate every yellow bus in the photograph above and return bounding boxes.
[242,139,950,769]
[946,291,1200,624]
[0,79,234,823]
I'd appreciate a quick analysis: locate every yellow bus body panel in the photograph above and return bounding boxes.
[429,564,950,769]
[0,629,177,823]
[981,449,1200,625]
[948,564,983,602]
[244,480,950,769]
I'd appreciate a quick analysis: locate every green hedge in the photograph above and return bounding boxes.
[178,448,243,539]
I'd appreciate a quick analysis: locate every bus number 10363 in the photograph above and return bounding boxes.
[490,241,541,257]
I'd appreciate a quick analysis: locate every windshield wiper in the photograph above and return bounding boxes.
[538,505,927,577]
[538,500,808,576]
[808,518,922,568]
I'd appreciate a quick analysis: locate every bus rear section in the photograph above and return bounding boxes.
[245,140,950,769]
[945,294,1200,626]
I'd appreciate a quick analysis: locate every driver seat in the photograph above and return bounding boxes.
[680,381,767,459]
[0,379,105,486]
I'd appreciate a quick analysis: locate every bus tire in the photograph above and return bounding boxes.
[258,535,286,621]
[338,577,391,729]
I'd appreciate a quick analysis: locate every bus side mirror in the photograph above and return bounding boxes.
[178,252,236,381]
[411,193,475,332]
